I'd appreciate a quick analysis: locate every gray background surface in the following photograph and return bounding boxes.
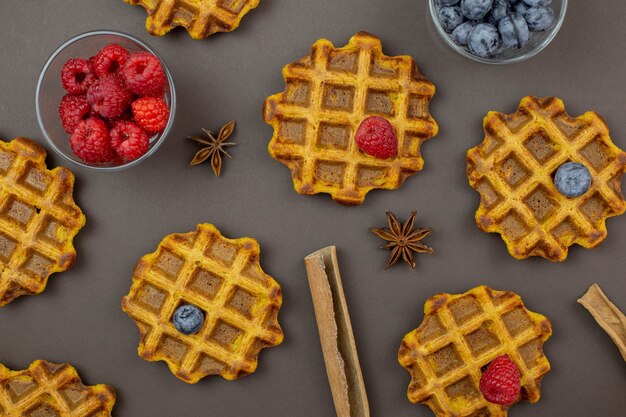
[1,0,625,416]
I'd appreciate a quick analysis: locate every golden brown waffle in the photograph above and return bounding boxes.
[0,360,115,417]
[122,0,261,39]
[121,223,283,383]
[263,32,438,205]
[398,286,552,417]
[0,138,85,307]
[467,97,626,261]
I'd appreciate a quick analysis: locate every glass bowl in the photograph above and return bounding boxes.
[428,0,567,64]
[36,30,176,171]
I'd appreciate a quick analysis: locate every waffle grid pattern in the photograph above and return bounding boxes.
[0,138,85,306]
[399,286,552,417]
[467,97,626,261]
[123,0,261,39]
[122,223,283,383]
[264,32,438,205]
[0,360,115,417]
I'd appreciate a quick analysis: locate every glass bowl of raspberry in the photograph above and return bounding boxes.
[429,0,567,64]
[36,30,176,170]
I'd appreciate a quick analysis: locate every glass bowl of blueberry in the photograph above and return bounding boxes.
[36,30,176,171]
[429,0,567,64]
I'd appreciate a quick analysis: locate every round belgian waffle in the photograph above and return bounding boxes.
[263,32,438,205]
[121,223,283,383]
[467,96,626,261]
[0,360,116,417]
[398,286,552,417]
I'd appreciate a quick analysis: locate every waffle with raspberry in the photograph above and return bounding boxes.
[467,96,626,261]
[263,32,438,205]
[0,138,85,306]
[121,223,283,383]
[0,360,115,416]
[122,0,261,39]
[398,286,552,417]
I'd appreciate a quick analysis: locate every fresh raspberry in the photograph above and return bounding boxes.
[61,58,96,94]
[58,94,91,134]
[122,52,166,97]
[91,44,130,78]
[479,355,521,406]
[131,97,170,133]
[69,117,116,163]
[87,75,134,119]
[110,120,149,161]
[354,116,398,159]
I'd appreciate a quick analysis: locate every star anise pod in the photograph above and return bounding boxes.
[188,120,236,176]
[369,211,433,270]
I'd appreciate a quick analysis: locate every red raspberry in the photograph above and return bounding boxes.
[58,94,91,134]
[122,52,166,97]
[479,355,521,406]
[87,75,134,119]
[110,120,150,161]
[91,44,130,78]
[61,58,96,94]
[354,116,398,159]
[69,117,116,163]
[131,97,170,133]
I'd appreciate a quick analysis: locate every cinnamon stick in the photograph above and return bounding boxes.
[304,246,370,417]
[578,283,626,362]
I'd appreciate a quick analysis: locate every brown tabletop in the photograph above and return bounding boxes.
[1,0,625,416]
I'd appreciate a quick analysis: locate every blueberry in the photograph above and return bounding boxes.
[525,6,555,31]
[461,0,493,20]
[513,2,530,15]
[554,162,592,198]
[172,304,205,335]
[452,21,476,45]
[488,0,509,25]
[438,6,465,33]
[438,0,461,5]
[522,0,551,6]
[499,13,530,48]
[467,23,501,57]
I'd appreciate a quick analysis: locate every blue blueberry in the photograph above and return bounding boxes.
[488,0,510,25]
[173,304,205,335]
[438,6,465,33]
[438,0,461,5]
[461,0,494,20]
[522,0,551,6]
[452,21,476,45]
[525,6,555,31]
[513,2,530,15]
[467,23,501,57]
[554,162,592,198]
[499,13,530,48]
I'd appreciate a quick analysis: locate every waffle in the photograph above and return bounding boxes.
[0,137,85,306]
[467,96,626,261]
[122,0,261,39]
[121,223,283,383]
[398,286,552,417]
[263,32,438,205]
[0,360,115,416]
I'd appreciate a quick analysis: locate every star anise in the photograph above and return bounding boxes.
[369,211,433,270]
[188,120,236,176]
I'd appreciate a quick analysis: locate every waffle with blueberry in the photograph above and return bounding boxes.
[0,360,115,416]
[122,0,261,39]
[263,32,439,205]
[0,137,85,306]
[467,96,626,261]
[398,285,552,417]
[121,223,283,383]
